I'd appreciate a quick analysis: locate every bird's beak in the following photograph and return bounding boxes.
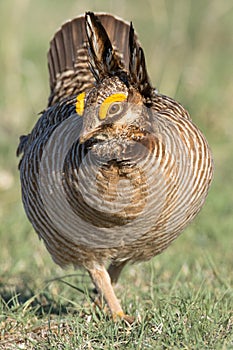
[79,131,92,144]
[79,127,101,144]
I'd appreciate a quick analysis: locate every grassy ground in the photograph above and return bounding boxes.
[0,0,232,349]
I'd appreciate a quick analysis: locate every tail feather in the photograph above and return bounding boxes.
[48,17,89,106]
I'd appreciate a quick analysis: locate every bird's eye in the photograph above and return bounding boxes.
[99,92,127,120]
[108,102,121,115]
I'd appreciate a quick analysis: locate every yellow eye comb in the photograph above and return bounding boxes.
[99,93,127,120]
[76,92,86,116]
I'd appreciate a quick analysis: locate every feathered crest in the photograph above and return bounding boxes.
[128,22,152,98]
[47,12,153,106]
[85,12,152,96]
[85,12,123,81]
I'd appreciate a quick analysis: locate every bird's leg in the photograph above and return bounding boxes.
[88,264,134,323]
[107,261,127,285]
[88,264,124,318]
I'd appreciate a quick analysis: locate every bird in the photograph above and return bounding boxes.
[17,12,213,323]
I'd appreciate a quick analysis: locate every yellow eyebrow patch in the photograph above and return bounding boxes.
[99,93,127,120]
[76,92,86,116]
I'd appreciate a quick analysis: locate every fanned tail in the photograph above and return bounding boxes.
[48,16,92,106]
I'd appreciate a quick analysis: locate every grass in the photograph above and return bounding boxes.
[0,0,232,349]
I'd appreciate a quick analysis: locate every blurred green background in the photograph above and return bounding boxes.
[0,0,232,347]
[1,0,232,269]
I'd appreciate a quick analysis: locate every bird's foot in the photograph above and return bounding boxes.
[113,310,135,325]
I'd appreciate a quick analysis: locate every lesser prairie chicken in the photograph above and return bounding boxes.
[17,12,213,322]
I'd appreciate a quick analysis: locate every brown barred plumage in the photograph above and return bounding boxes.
[17,12,213,322]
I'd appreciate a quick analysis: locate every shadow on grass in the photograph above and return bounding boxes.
[0,285,69,317]
[0,275,94,317]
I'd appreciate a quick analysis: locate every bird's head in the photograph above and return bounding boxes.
[76,12,154,152]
